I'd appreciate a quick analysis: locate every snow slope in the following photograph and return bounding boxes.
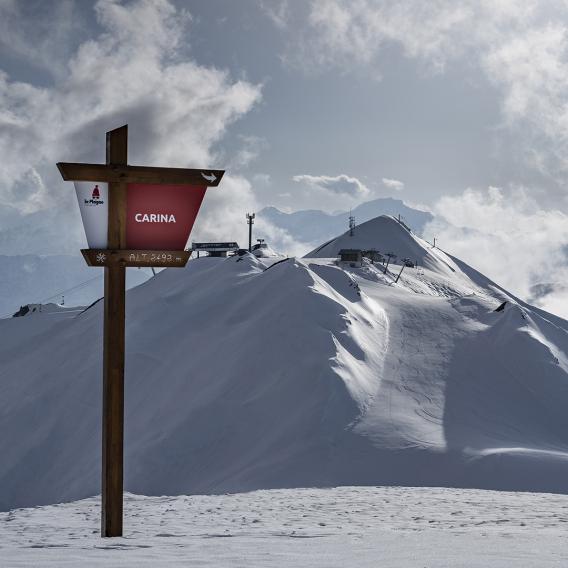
[1,215,568,511]
[2,487,567,567]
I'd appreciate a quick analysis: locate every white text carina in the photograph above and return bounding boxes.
[135,213,176,223]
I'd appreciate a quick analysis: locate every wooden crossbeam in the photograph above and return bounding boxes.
[56,162,225,186]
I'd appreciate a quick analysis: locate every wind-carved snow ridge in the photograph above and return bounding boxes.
[2,215,568,513]
[301,260,389,416]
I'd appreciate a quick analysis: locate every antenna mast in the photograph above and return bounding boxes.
[246,212,255,252]
[349,211,355,237]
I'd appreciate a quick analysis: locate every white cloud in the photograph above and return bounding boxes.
[287,1,479,72]
[530,285,568,320]
[255,216,310,257]
[0,0,262,254]
[425,185,568,318]
[282,1,568,185]
[382,177,404,191]
[0,0,81,78]
[295,1,538,71]
[192,175,258,247]
[258,0,290,30]
[291,173,371,212]
[293,173,370,196]
[482,21,568,180]
[252,173,271,186]
[227,135,267,170]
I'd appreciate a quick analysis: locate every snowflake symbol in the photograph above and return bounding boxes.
[96,252,107,263]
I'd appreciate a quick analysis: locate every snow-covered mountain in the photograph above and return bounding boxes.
[258,197,433,251]
[2,215,568,512]
[306,214,439,265]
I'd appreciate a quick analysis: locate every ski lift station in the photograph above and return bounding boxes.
[192,242,239,258]
[338,249,363,265]
[338,249,385,266]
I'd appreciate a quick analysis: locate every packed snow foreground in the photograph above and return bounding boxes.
[2,215,568,511]
[3,487,567,567]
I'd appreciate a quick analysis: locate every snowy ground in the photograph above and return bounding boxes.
[2,486,568,567]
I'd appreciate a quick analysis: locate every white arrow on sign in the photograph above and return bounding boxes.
[201,172,217,183]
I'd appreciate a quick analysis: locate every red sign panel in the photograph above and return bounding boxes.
[126,184,206,250]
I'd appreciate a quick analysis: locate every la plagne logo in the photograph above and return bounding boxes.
[84,185,104,206]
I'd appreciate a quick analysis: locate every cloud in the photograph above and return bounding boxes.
[293,173,370,197]
[258,0,290,30]
[193,175,309,256]
[528,283,568,321]
[192,174,258,247]
[255,216,310,257]
[290,173,372,212]
[227,135,268,170]
[0,0,82,78]
[252,173,271,186]
[382,177,404,191]
[293,1,538,71]
[280,1,568,187]
[0,0,262,254]
[425,185,568,318]
[481,21,568,181]
[285,1,481,72]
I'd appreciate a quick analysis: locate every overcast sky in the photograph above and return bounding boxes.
[2,0,568,313]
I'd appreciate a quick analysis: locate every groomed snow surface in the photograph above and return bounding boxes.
[2,215,568,564]
[2,487,567,567]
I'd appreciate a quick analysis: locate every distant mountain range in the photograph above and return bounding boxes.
[258,198,433,252]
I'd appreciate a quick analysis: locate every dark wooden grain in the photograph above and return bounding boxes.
[101,125,128,538]
[56,162,225,187]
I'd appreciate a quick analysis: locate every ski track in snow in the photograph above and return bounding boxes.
[1,487,568,567]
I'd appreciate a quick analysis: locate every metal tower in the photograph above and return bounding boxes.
[349,211,355,236]
[246,212,255,251]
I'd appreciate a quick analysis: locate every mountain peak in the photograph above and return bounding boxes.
[305,214,450,273]
[258,197,434,254]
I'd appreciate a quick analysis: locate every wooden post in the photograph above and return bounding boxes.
[101,125,128,537]
[56,126,225,538]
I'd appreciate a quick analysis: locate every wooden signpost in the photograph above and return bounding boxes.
[57,125,224,537]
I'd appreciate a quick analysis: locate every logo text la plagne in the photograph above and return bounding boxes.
[85,185,177,223]
[84,185,104,206]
